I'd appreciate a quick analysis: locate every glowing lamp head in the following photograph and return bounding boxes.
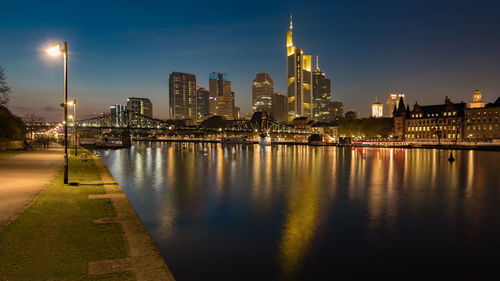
[47,44,62,56]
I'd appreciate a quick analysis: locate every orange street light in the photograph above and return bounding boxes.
[46,42,69,184]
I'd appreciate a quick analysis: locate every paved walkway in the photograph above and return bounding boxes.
[0,145,63,230]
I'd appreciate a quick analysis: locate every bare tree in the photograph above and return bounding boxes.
[0,66,11,106]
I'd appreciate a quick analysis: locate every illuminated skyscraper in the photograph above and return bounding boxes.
[196,86,210,120]
[127,97,152,118]
[110,104,126,125]
[387,93,406,117]
[469,89,485,108]
[286,15,313,120]
[209,72,233,119]
[371,98,383,118]
[169,72,197,120]
[312,56,331,122]
[252,72,274,113]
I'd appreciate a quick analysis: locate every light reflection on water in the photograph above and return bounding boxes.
[98,143,500,281]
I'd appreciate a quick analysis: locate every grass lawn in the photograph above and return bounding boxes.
[0,149,134,280]
[0,149,24,159]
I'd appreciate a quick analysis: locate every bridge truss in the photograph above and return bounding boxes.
[75,110,313,135]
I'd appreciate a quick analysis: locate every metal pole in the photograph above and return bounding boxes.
[74,100,77,156]
[63,42,69,184]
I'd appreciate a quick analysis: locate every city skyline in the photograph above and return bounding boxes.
[1,0,500,121]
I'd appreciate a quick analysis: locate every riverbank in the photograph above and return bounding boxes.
[0,147,173,280]
[131,139,500,151]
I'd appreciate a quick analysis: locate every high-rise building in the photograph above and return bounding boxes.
[286,15,313,121]
[371,99,383,118]
[252,72,274,113]
[110,104,126,115]
[127,97,152,118]
[233,106,241,120]
[469,89,485,108]
[329,101,344,121]
[196,87,210,120]
[110,104,126,125]
[312,56,331,122]
[209,72,233,119]
[169,72,197,120]
[387,93,406,117]
[271,92,288,123]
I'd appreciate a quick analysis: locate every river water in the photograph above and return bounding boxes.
[97,142,500,281]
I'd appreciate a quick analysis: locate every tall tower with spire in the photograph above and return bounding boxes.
[286,15,313,121]
[469,89,485,108]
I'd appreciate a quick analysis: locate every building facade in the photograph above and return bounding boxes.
[209,72,233,119]
[127,97,152,118]
[252,72,274,114]
[233,106,241,120]
[464,97,500,140]
[312,56,331,122]
[387,93,406,118]
[401,97,466,141]
[371,100,383,118]
[329,101,344,121]
[469,89,486,109]
[169,72,197,120]
[110,104,126,125]
[271,92,288,123]
[196,87,210,120]
[286,15,313,121]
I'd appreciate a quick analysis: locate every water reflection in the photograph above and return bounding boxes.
[97,144,500,281]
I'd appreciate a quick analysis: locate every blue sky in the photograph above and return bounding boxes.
[1,0,499,120]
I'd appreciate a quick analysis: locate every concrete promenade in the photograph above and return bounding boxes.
[0,145,63,230]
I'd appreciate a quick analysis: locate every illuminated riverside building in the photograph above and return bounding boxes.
[127,97,153,118]
[252,72,274,113]
[169,72,197,120]
[196,87,210,120]
[209,72,233,119]
[312,56,331,122]
[387,93,406,117]
[371,99,383,118]
[395,97,467,141]
[464,96,500,141]
[469,89,486,108]
[286,15,313,121]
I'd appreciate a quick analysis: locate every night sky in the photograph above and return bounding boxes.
[1,0,499,121]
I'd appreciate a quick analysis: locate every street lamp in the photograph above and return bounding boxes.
[47,42,69,184]
[68,99,77,156]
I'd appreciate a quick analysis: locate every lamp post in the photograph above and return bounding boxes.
[47,42,69,184]
[68,99,77,156]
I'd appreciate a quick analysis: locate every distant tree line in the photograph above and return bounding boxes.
[0,66,26,140]
[337,117,393,138]
[0,105,26,140]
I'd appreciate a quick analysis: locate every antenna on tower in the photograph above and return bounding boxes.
[316,55,319,70]
[290,14,293,30]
